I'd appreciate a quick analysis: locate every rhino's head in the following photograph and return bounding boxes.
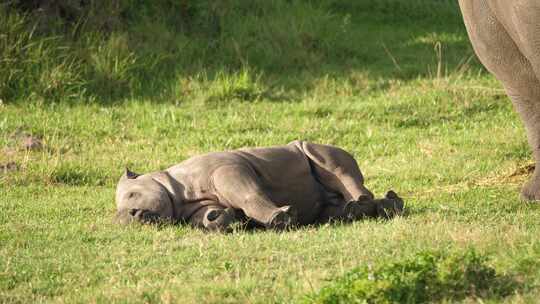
[115,168,180,225]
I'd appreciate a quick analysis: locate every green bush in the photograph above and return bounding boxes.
[306,249,518,303]
[0,0,463,104]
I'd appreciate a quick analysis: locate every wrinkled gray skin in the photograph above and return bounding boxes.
[115,141,404,231]
[459,1,540,200]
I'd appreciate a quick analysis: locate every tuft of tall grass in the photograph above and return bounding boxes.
[86,33,138,100]
[206,68,266,102]
[318,0,461,26]
[0,9,85,102]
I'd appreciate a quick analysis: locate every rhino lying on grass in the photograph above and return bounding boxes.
[115,141,403,230]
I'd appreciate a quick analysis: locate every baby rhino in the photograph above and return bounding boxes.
[115,141,404,230]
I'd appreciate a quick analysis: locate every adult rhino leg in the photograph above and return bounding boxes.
[212,165,296,229]
[509,91,540,201]
[459,0,540,200]
[506,2,540,200]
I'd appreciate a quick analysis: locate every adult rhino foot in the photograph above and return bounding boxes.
[268,206,297,230]
[520,174,540,201]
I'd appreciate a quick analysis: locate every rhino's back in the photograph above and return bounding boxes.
[166,151,247,200]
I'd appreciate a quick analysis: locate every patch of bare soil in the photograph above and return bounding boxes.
[1,130,46,177]
[411,163,535,197]
[507,163,535,178]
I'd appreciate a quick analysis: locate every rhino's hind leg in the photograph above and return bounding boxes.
[300,141,374,202]
[318,196,377,223]
[459,0,540,200]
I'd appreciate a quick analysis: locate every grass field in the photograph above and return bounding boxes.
[2,1,540,303]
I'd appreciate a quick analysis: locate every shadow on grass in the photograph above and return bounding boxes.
[132,1,481,105]
[50,164,109,186]
[4,0,485,105]
[142,21,479,105]
[130,211,410,234]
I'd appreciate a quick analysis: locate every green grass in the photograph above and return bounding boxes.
[2,0,540,303]
[307,249,519,303]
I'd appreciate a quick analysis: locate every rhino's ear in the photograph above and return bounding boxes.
[125,168,140,179]
[385,190,399,200]
[152,171,184,203]
[119,168,141,183]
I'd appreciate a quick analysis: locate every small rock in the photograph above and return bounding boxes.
[0,162,18,174]
[21,135,43,151]
[7,129,45,151]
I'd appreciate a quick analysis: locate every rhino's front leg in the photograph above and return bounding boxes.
[212,165,296,229]
[511,97,540,200]
[189,205,237,232]
[459,0,540,200]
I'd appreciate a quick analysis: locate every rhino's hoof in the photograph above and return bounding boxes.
[520,179,540,202]
[376,201,404,219]
[520,190,540,202]
[204,208,236,232]
[206,209,221,221]
[344,201,374,220]
[268,206,296,230]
